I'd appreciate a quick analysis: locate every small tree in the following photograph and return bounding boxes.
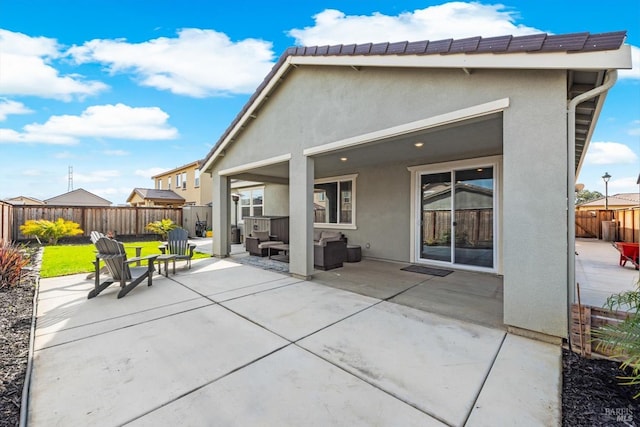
[20,218,83,245]
[576,189,604,205]
[145,219,178,240]
[593,279,640,398]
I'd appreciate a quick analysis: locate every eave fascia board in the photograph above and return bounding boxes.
[200,57,294,173]
[289,45,632,71]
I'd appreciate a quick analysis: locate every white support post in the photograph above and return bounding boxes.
[289,154,314,279]
[212,174,230,257]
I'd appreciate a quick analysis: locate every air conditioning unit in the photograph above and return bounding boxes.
[182,182,187,189]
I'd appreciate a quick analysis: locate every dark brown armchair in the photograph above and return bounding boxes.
[245,231,283,257]
[314,239,347,270]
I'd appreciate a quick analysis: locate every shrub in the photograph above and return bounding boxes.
[20,218,84,245]
[593,278,640,398]
[145,219,178,240]
[0,240,30,289]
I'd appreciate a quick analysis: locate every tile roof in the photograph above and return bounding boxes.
[578,193,640,207]
[202,31,627,170]
[283,31,626,57]
[132,188,184,201]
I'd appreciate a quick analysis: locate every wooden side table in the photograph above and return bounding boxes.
[156,254,177,277]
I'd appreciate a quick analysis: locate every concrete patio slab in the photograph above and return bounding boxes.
[298,301,506,427]
[222,281,379,341]
[28,305,288,427]
[128,345,445,427]
[174,258,297,299]
[390,277,504,330]
[34,273,209,349]
[312,259,433,300]
[575,238,639,307]
[466,334,561,426]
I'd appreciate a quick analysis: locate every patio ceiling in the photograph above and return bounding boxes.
[229,113,503,182]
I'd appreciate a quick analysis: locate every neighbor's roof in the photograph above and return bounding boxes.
[200,30,630,174]
[127,188,184,203]
[44,188,112,206]
[578,193,640,207]
[3,196,45,205]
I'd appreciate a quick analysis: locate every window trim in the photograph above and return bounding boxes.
[314,173,357,230]
[236,186,265,223]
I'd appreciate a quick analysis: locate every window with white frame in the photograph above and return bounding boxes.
[194,169,200,187]
[238,187,264,221]
[314,174,356,226]
[168,176,172,189]
[156,179,162,190]
[181,172,187,189]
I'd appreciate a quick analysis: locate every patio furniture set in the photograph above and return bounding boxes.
[88,228,196,299]
[245,229,361,271]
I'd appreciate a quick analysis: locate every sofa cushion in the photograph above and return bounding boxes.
[258,241,284,249]
[252,231,269,241]
[321,230,342,240]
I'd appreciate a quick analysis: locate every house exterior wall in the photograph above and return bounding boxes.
[153,163,211,205]
[210,65,569,337]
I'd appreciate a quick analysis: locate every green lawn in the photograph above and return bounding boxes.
[40,241,210,278]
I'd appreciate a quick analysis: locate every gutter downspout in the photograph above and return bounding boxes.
[566,69,617,342]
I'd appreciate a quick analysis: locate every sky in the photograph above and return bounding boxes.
[0,0,638,205]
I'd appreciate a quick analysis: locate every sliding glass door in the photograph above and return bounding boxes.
[420,166,495,270]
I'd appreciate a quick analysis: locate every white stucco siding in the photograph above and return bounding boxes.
[211,64,571,337]
[346,163,412,262]
[214,67,515,171]
[502,72,568,337]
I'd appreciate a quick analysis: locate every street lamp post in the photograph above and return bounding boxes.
[602,172,611,211]
[231,194,240,244]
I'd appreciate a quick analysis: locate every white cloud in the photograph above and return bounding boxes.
[74,170,120,183]
[619,45,640,80]
[0,103,178,144]
[68,28,275,97]
[288,4,542,46]
[135,167,166,178]
[610,176,640,192]
[103,149,129,156]
[0,29,108,101]
[584,141,639,165]
[0,98,33,121]
[54,151,75,159]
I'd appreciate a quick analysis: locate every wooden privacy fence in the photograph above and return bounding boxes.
[575,208,639,242]
[7,205,182,241]
[570,303,631,359]
[0,201,12,242]
[422,208,493,246]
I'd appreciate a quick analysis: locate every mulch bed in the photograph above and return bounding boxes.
[1,251,638,425]
[0,279,36,427]
[562,348,639,426]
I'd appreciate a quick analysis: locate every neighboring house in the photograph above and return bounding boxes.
[126,188,185,207]
[152,160,212,206]
[44,188,112,206]
[3,196,45,205]
[200,31,632,340]
[576,193,640,211]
